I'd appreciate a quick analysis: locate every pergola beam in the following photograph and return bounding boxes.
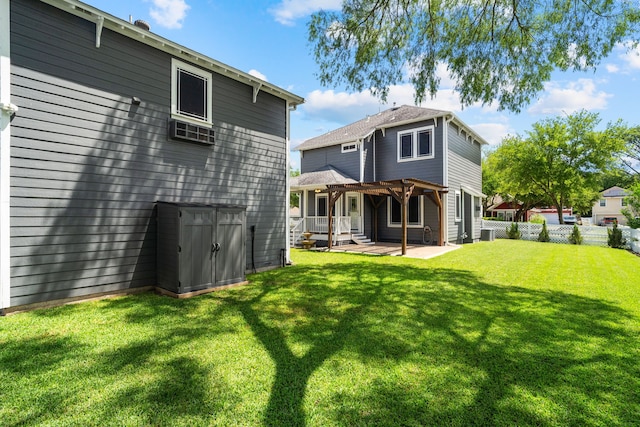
[325,178,449,253]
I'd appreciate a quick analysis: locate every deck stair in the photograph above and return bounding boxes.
[351,233,374,245]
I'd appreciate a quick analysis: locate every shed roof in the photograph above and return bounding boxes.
[295,105,488,151]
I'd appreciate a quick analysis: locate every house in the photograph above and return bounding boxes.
[0,0,303,313]
[485,196,523,221]
[290,105,487,253]
[593,186,629,226]
[485,197,573,224]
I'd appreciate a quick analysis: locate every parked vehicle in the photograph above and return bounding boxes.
[563,215,578,225]
[599,217,618,226]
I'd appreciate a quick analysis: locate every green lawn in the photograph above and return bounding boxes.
[1,240,639,426]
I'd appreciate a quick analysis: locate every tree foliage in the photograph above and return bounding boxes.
[489,111,627,223]
[308,0,640,112]
[622,182,640,228]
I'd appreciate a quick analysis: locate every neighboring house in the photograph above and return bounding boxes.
[593,186,629,226]
[485,196,523,221]
[0,0,303,312]
[485,197,573,224]
[290,105,487,251]
[525,207,573,224]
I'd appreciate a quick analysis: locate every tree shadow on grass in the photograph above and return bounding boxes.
[2,253,638,426]
[227,254,640,426]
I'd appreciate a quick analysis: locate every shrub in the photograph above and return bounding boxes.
[529,214,546,224]
[568,224,583,245]
[607,223,627,249]
[506,222,520,239]
[538,222,550,242]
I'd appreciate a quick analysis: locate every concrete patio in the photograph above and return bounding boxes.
[322,242,461,260]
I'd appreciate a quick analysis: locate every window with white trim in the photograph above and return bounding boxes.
[397,126,434,162]
[387,196,423,228]
[622,197,628,207]
[599,199,606,207]
[171,58,213,125]
[455,191,462,222]
[341,143,358,153]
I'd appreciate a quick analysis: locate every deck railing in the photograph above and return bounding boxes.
[290,217,353,234]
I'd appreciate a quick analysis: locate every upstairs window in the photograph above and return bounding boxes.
[171,59,213,126]
[397,126,434,162]
[599,199,606,207]
[622,197,628,207]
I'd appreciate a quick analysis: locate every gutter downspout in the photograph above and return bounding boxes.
[285,102,295,265]
[0,0,12,313]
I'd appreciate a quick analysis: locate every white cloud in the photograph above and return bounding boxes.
[606,63,620,73]
[527,79,611,115]
[147,0,190,29]
[302,83,492,125]
[248,69,268,82]
[619,44,640,70]
[269,0,342,26]
[468,122,513,146]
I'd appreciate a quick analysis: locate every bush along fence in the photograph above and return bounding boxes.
[481,220,638,253]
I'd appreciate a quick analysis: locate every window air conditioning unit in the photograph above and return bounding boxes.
[168,119,215,145]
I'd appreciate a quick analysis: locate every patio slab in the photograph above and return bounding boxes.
[326,242,461,259]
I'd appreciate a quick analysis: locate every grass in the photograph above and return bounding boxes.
[1,240,639,426]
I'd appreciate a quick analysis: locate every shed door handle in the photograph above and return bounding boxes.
[212,243,221,253]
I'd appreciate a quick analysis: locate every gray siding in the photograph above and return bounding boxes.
[375,197,438,243]
[374,118,444,183]
[9,0,288,306]
[446,122,483,243]
[300,144,360,180]
[363,139,374,182]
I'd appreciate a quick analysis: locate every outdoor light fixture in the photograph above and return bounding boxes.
[131,96,141,105]
[314,188,322,193]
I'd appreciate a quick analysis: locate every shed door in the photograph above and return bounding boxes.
[179,207,215,292]
[216,208,246,286]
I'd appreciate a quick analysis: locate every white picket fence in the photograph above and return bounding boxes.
[481,220,637,252]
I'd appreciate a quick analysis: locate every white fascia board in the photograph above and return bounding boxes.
[40,0,304,107]
[461,185,486,198]
[447,114,490,146]
[0,0,11,311]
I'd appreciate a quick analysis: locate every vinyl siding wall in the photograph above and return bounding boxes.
[446,122,482,243]
[374,119,444,182]
[300,144,360,180]
[9,0,288,306]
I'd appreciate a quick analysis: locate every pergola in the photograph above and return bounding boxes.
[324,178,448,255]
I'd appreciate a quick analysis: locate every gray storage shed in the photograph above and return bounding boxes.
[156,202,246,295]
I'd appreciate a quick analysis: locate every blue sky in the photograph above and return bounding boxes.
[88,0,640,170]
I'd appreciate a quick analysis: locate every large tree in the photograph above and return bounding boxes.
[491,111,627,223]
[309,0,640,112]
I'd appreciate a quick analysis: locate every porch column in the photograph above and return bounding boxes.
[326,190,342,249]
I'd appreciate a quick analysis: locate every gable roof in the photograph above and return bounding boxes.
[41,0,304,107]
[601,186,629,198]
[290,166,357,188]
[295,105,488,151]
